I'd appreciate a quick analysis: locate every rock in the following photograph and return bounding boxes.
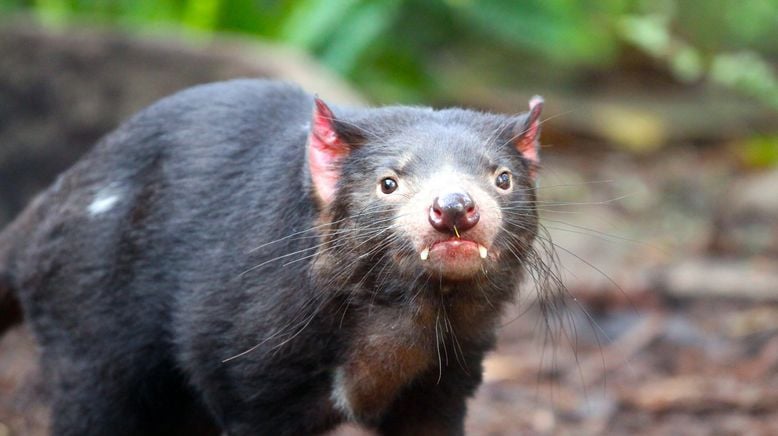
[445,81,778,150]
[653,257,778,301]
[620,375,777,413]
[710,168,778,257]
[0,20,363,226]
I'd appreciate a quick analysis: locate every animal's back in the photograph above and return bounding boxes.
[0,79,320,435]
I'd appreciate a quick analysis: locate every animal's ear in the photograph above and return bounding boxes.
[307,97,360,205]
[511,96,543,169]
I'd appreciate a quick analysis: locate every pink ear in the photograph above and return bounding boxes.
[514,95,543,167]
[308,97,350,204]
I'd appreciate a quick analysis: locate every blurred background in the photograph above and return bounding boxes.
[0,1,777,435]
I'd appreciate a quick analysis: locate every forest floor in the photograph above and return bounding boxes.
[2,144,777,436]
[465,145,778,435]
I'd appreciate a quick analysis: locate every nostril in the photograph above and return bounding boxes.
[428,193,481,233]
[457,208,479,231]
[429,197,452,233]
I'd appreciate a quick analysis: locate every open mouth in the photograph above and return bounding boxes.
[416,238,490,280]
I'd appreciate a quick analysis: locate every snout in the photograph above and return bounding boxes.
[428,191,480,234]
[394,181,501,281]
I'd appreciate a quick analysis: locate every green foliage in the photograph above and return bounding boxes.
[448,0,627,65]
[739,136,778,169]
[1,0,777,106]
[182,0,222,31]
[711,52,778,110]
[620,3,778,110]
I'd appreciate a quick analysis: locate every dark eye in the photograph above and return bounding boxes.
[380,177,398,194]
[495,171,511,190]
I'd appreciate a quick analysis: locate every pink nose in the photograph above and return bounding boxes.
[428,192,479,234]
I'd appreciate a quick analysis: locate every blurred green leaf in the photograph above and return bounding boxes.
[450,0,623,65]
[119,0,182,26]
[4,0,778,109]
[620,14,670,57]
[182,0,222,31]
[0,0,26,12]
[32,0,69,24]
[737,136,778,169]
[711,51,778,110]
[320,0,401,74]
[216,0,287,36]
[670,45,703,82]
[280,0,359,49]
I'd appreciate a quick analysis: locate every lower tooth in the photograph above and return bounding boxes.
[479,245,488,259]
[420,247,430,261]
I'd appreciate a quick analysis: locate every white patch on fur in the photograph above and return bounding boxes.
[330,366,355,421]
[88,187,121,216]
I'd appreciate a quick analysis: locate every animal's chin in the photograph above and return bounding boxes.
[418,239,491,281]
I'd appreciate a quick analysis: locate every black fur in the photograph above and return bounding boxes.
[0,79,540,435]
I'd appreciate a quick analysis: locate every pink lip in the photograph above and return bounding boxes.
[431,239,478,250]
[418,238,488,280]
[429,239,480,257]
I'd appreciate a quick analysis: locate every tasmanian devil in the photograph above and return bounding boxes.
[0,79,544,435]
